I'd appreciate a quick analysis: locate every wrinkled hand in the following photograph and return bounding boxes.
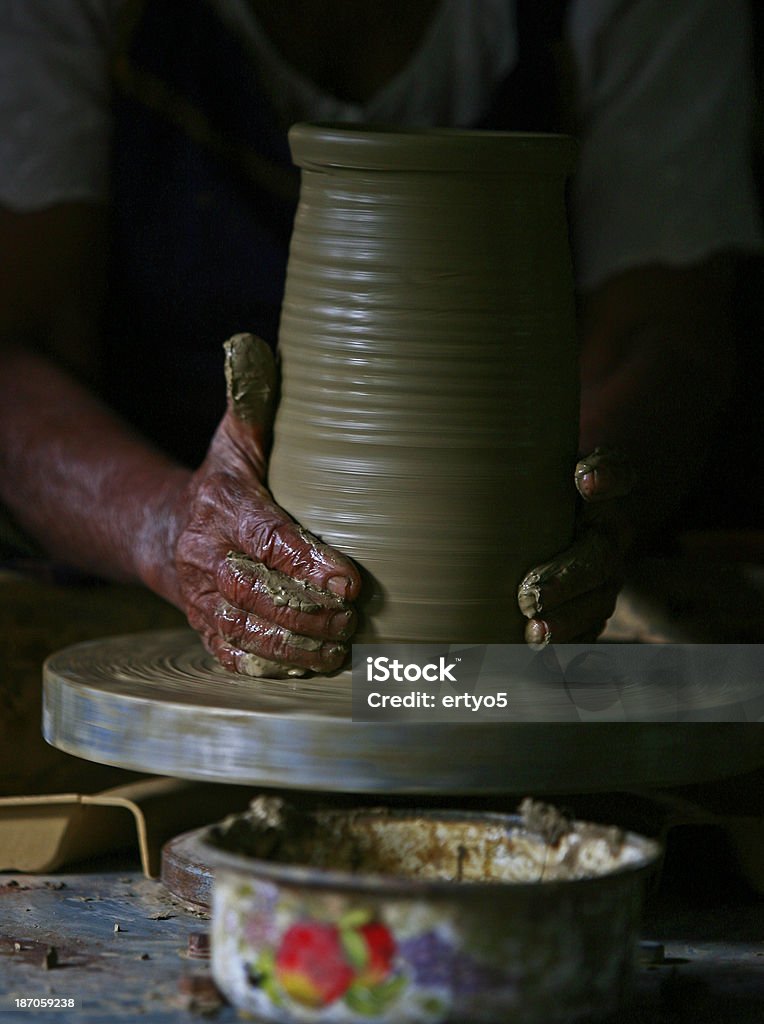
[174,334,361,677]
[517,449,637,647]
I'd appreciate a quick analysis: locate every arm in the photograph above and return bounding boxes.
[517,0,758,645]
[0,203,185,592]
[0,203,360,674]
[518,256,735,645]
[579,257,735,525]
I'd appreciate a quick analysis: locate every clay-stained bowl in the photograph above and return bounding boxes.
[203,805,660,1023]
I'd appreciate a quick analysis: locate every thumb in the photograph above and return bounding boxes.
[223,333,278,435]
[575,447,636,503]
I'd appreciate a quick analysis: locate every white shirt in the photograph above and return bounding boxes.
[0,0,760,289]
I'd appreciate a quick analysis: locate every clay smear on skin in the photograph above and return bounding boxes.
[225,554,347,613]
[221,556,348,676]
[223,333,277,426]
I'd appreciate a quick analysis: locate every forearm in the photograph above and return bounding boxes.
[0,344,191,603]
[517,262,736,645]
[578,261,735,532]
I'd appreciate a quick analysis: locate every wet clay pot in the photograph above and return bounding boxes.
[268,125,578,642]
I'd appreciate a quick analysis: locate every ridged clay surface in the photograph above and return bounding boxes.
[269,125,579,643]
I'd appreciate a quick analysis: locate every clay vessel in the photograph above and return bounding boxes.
[268,124,578,643]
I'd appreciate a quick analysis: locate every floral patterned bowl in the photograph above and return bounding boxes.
[203,800,660,1024]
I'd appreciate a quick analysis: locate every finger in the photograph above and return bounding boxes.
[518,528,619,619]
[188,590,349,675]
[575,447,637,503]
[237,499,362,601]
[223,333,277,431]
[188,588,335,648]
[523,582,619,648]
[206,634,307,679]
[219,554,356,641]
[211,598,349,674]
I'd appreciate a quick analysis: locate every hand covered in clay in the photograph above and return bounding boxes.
[517,449,637,646]
[174,334,361,677]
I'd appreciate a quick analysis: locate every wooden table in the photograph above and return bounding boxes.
[0,858,761,1023]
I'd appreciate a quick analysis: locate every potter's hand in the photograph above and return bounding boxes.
[517,449,636,646]
[174,334,361,677]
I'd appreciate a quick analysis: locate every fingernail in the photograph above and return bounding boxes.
[327,575,351,598]
[575,469,596,499]
[525,619,551,650]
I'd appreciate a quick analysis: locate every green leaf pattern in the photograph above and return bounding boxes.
[344,973,407,1015]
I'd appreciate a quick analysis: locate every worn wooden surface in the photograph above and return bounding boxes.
[0,866,227,1022]
[0,858,762,1023]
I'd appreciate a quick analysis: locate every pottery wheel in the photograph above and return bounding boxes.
[43,629,763,794]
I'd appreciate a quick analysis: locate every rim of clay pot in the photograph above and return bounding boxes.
[202,809,661,899]
[289,122,577,174]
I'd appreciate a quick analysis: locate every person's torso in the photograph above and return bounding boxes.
[106,0,570,464]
